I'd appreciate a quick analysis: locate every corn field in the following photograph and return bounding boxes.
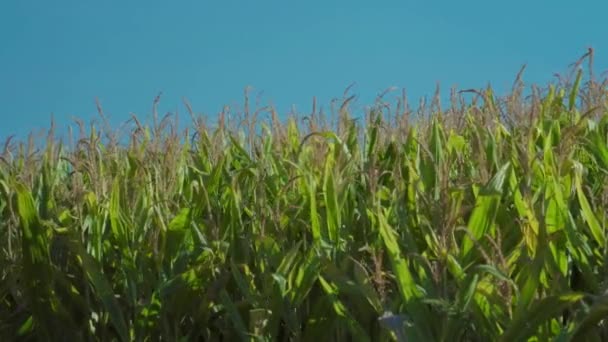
[2,53,608,341]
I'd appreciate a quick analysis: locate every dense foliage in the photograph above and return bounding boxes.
[2,53,608,341]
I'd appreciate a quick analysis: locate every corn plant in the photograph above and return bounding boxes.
[1,51,608,341]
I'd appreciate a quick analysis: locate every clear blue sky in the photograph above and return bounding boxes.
[1,0,607,140]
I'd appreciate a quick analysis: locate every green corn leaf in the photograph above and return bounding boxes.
[165,208,192,262]
[461,162,511,261]
[66,238,130,342]
[366,112,380,161]
[308,176,322,242]
[14,182,55,338]
[574,163,606,247]
[586,130,608,172]
[230,259,256,305]
[377,209,420,301]
[472,264,518,298]
[219,290,249,341]
[109,179,126,242]
[376,208,434,340]
[323,144,341,245]
[513,215,549,323]
[500,293,584,342]
[16,316,34,337]
[290,249,322,306]
[274,241,303,296]
[318,276,371,342]
[430,118,444,166]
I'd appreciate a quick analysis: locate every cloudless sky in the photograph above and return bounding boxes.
[1,0,607,140]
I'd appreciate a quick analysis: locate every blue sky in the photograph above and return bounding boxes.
[1,0,607,140]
